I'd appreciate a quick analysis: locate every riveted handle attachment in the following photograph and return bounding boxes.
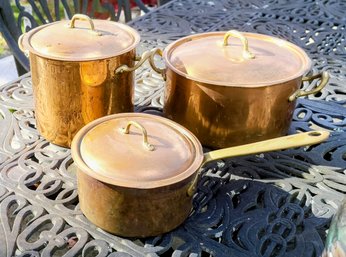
[187,173,198,197]
[289,71,330,101]
[223,30,255,60]
[121,121,155,151]
[116,50,152,74]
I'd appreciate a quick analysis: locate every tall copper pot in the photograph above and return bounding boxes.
[19,14,147,147]
[150,30,329,148]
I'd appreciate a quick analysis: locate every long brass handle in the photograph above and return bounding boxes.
[187,130,330,197]
[121,121,155,151]
[223,30,255,60]
[289,71,330,101]
[69,14,95,30]
[202,130,329,165]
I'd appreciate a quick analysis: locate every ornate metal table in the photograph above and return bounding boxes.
[0,0,345,256]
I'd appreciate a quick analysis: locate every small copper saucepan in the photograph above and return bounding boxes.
[71,113,329,237]
[144,30,330,148]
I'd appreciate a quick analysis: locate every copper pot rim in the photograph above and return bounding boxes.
[20,20,140,62]
[163,31,312,87]
[71,113,204,190]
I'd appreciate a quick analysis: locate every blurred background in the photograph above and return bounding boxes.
[0,0,166,85]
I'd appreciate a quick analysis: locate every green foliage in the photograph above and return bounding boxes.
[0,36,10,57]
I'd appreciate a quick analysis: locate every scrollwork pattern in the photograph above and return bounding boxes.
[144,179,329,257]
[0,0,346,256]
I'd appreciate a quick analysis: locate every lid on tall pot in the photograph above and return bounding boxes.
[19,14,140,61]
[164,30,312,87]
[71,113,204,189]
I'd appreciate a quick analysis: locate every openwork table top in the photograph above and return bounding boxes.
[0,0,345,256]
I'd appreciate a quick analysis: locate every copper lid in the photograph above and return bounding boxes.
[20,14,140,61]
[71,113,203,189]
[164,30,312,87]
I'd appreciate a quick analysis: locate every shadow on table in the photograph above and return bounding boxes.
[4,104,341,256]
[143,176,330,257]
[0,142,334,257]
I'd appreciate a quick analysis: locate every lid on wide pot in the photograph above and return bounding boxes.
[20,14,140,61]
[71,113,204,189]
[164,30,312,87]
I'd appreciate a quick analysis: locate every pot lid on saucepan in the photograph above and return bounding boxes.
[71,113,204,189]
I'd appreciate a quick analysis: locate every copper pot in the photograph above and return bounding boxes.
[71,112,329,237]
[150,30,329,148]
[18,14,150,148]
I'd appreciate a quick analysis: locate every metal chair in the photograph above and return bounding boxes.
[0,0,151,76]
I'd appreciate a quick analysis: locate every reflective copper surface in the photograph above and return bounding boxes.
[21,14,140,61]
[30,51,135,147]
[20,14,141,147]
[161,30,328,148]
[75,130,330,237]
[165,31,311,86]
[72,113,203,237]
[73,113,203,188]
[163,70,301,148]
[77,170,195,237]
[72,112,329,237]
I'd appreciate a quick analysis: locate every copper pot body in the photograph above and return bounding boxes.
[163,68,299,148]
[156,30,329,149]
[72,113,330,238]
[77,168,196,237]
[30,51,135,147]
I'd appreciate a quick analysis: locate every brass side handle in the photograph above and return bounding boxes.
[115,50,152,74]
[18,34,29,56]
[289,71,330,101]
[148,48,166,80]
[121,121,155,151]
[223,30,255,60]
[116,48,166,80]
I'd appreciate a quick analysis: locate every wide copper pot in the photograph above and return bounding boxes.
[71,112,329,237]
[150,30,329,148]
[19,14,148,148]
